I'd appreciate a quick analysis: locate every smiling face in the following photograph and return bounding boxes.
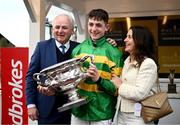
[124,29,135,55]
[88,18,109,42]
[52,15,74,44]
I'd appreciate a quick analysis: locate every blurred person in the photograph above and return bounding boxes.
[111,26,158,125]
[71,9,124,125]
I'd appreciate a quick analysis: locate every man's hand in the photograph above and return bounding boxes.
[37,85,56,96]
[107,38,117,46]
[28,107,39,121]
[87,64,100,82]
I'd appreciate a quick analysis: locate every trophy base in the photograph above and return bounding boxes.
[168,84,177,93]
[57,98,87,112]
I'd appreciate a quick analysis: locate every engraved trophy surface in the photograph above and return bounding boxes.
[168,69,176,93]
[33,55,94,112]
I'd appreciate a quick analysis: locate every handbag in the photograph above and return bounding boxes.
[140,78,173,123]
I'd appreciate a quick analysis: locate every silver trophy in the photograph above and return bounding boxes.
[168,69,176,93]
[33,55,94,112]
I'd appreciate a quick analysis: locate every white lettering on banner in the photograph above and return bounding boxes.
[8,59,23,124]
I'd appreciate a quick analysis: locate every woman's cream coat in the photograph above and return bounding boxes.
[119,56,157,112]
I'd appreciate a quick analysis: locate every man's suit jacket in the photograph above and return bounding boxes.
[26,38,79,118]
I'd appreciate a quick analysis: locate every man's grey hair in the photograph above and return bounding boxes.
[52,14,75,29]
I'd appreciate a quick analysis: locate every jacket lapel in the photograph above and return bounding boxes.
[46,39,57,66]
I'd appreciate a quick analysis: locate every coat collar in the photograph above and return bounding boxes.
[125,56,139,68]
[87,36,106,47]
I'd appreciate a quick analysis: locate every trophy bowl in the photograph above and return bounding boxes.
[33,55,94,112]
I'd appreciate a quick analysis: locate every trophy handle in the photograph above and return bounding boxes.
[79,55,94,65]
[78,55,94,73]
[33,73,43,83]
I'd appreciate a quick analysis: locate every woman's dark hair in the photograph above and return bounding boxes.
[130,26,157,66]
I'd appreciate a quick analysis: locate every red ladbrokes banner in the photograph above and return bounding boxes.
[1,48,28,124]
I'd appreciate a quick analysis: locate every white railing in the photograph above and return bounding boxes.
[159,78,180,84]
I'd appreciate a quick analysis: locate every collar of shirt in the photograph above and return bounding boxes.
[125,56,139,68]
[55,40,70,53]
[88,36,106,47]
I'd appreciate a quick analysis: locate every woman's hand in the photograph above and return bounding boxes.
[87,64,100,82]
[111,74,122,88]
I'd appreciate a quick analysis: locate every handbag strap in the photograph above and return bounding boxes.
[157,76,161,92]
[138,58,160,94]
[151,74,161,94]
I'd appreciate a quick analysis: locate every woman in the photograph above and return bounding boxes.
[111,26,158,125]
